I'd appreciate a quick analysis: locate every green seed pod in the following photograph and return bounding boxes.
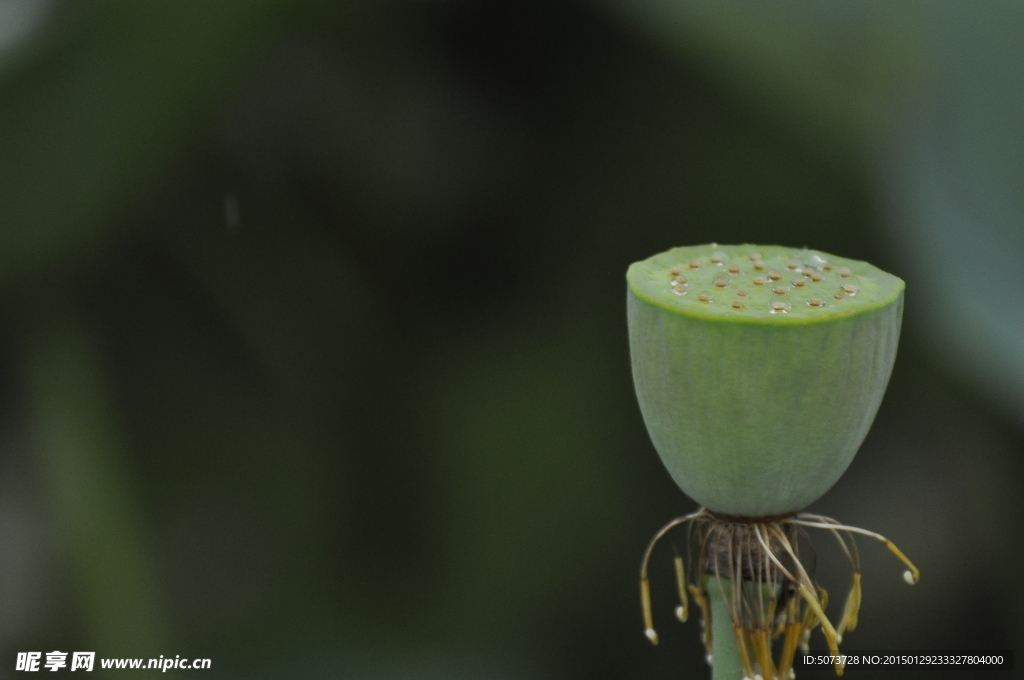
[627,244,903,516]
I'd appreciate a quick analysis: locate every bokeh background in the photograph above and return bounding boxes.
[0,1,1021,678]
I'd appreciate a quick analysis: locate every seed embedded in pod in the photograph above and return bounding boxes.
[730,300,744,309]
[793,278,807,287]
[810,272,824,282]
[802,267,815,277]
[843,284,859,296]
[833,291,846,301]
[710,253,725,265]
[768,270,782,281]
[672,275,688,285]
[839,267,852,278]
[749,252,762,261]
[729,265,741,274]
[690,260,701,269]
[769,300,791,314]
[772,286,788,295]
[713,272,730,288]
[808,297,825,307]
[753,277,766,286]
[736,290,749,297]
[697,292,712,302]
[670,266,682,276]
[672,284,688,296]
[753,261,765,271]
[786,259,801,270]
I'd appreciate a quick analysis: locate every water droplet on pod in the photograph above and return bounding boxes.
[842,283,859,295]
[672,284,688,296]
[749,252,762,261]
[803,252,830,269]
[712,272,730,287]
[672,275,687,285]
[808,297,824,307]
[838,266,852,278]
[710,253,725,265]
[670,266,682,276]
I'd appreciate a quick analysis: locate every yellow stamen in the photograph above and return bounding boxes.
[751,626,776,680]
[638,510,708,644]
[777,599,803,676]
[641,578,657,645]
[788,517,920,584]
[837,572,862,639]
[798,585,839,652]
[674,557,689,622]
[689,584,713,659]
[886,542,920,584]
[732,625,756,680]
[637,512,919,679]
[765,597,777,634]
[797,586,844,675]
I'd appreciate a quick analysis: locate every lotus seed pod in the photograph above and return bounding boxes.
[627,244,903,516]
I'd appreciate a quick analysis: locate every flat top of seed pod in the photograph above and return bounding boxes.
[627,243,903,324]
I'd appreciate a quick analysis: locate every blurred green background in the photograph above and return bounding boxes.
[0,1,1021,678]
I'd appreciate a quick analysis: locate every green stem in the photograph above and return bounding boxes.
[706,577,744,680]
